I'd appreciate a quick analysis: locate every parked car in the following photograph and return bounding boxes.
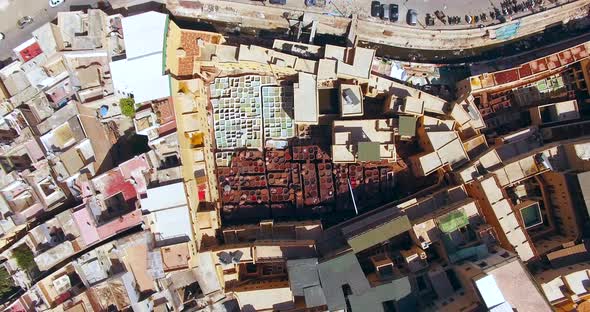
[370,1,381,17]
[0,33,4,41]
[17,16,34,29]
[435,10,446,24]
[390,4,399,21]
[381,4,390,20]
[269,0,286,4]
[49,0,65,7]
[407,9,417,26]
[305,0,326,6]
[465,14,473,24]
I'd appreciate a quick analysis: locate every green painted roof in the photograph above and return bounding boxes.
[347,215,411,253]
[520,203,542,228]
[399,116,417,137]
[437,209,468,233]
[358,141,380,162]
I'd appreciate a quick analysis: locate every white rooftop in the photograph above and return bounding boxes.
[110,53,170,104]
[140,182,192,242]
[564,270,590,295]
[140,182,187,213]
[121,11,168,60]
[13,38,37,54]
[152,207,192,241]
[111,11,170,104]
[80,258,109,284]
[294,72,318,124]
[475,275,506,309]
[541,277,566,302]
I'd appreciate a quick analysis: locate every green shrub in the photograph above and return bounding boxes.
[120,97,136,118]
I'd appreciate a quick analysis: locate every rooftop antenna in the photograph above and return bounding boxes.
[347,178,358,215]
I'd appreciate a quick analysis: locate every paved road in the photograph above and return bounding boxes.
[0,0,102,61]
[168,0,590,51]
[221,0,572,28]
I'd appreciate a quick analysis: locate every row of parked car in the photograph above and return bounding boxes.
[371,1,417,26]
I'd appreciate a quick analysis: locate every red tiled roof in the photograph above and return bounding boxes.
[494,69,519,85]
[176,30,223,76]
[154,98,175,124]
[558,50,575,64]
[546,54,562,70]
[530,58,548,74]
[180,31,214,57]
[99,170,137,201]
[158,120,176,136]
[178,56,194,76]
[19,42,43,62]
[572,44,589,60]
[518,64,532,78]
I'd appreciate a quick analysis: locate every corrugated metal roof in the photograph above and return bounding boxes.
[346,215,411,253]
[317,252,370,311]
[303,285,327,308]
[286,258,321,297]
[347,277,412,312]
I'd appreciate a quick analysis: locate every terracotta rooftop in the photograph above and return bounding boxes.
[154,98,175,124]
[180,31,205,57]
[494,69,519,85]
[161,243,190,272]
[174,29,224,76]
[177,56,194,76]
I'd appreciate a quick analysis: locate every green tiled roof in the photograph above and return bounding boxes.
[437,209,468,233]
[347,215,411,253]
[399,116,417,137]
[358,141,380,162]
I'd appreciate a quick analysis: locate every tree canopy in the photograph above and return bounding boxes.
[0,268,15,296]
[120,97,136,118]
[12,244,36,274]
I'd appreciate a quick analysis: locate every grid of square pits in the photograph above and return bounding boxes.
[211,75,295,151]
[211,75,274,149]
[262,86,294,140]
